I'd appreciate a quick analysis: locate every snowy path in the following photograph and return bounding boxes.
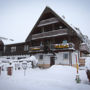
[0,65,90,90]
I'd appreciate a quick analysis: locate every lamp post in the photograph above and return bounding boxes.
[22,61,27,76]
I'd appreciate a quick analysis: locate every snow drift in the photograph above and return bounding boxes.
[0,65,90,90]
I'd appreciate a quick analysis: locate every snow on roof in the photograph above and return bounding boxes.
[2,40,21,45]
[59,14,84,41]
[61,17,83,38]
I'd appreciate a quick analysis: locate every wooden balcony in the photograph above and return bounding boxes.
[29,43,75,52]
[29,46,44,53]
[32,29,68,40]
[38,17,59,27]
[79,43,89,53]
[50,43,74,50]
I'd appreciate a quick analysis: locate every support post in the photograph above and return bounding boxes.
[75,54,81,83]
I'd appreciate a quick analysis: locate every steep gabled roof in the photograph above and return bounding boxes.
[26,6,84,42]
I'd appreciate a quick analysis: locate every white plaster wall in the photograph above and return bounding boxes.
[72,51,79,65]
[43,54,50,64]
[2,50,80,66]
[55,52,69,65]
[34,53,50,65]
[33,51,80,65]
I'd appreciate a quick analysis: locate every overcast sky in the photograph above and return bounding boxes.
[0,0,90,44]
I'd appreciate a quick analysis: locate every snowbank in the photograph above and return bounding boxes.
[20,55,38,66]
[0,65,90,90]
[0,56,38,65]
[85,57,90,70]
[0,55,38,70]
[29,56,38,66]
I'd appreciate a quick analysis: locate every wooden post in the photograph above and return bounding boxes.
[75,54,81,83]
[7,67,12,76]
[76,55,79,74]
[69,51,72,66]
[32,61,34,68]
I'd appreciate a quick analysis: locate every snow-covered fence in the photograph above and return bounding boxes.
[0,55,38,76]
[85,57,90,82]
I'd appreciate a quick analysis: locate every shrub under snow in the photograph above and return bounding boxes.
[25,55,38,66]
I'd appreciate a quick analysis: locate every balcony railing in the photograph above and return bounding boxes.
[38,17,59,27]
[29,46,44,52]
[32,29,68,40]
[29,43,75,52]
[50,43,75,50]
[79,43,89,53]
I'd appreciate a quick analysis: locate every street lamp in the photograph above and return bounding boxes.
[22,61,27,76]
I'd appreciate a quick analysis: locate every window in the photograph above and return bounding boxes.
[63,53,68,59]
[4,46,6,53]
[39,55,43,60]
[24,45,29,51]
[11,46,16,52]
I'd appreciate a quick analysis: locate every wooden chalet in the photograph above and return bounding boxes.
[0,6,90,67]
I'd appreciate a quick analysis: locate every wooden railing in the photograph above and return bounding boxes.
[29,43,74,52]
[32,29,68,40]
[38,17,59,27]
[50,43,74,50]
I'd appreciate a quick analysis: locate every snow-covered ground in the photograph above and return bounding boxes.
[0,65,90,90]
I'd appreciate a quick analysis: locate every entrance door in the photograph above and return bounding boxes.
[50,57,55,66]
